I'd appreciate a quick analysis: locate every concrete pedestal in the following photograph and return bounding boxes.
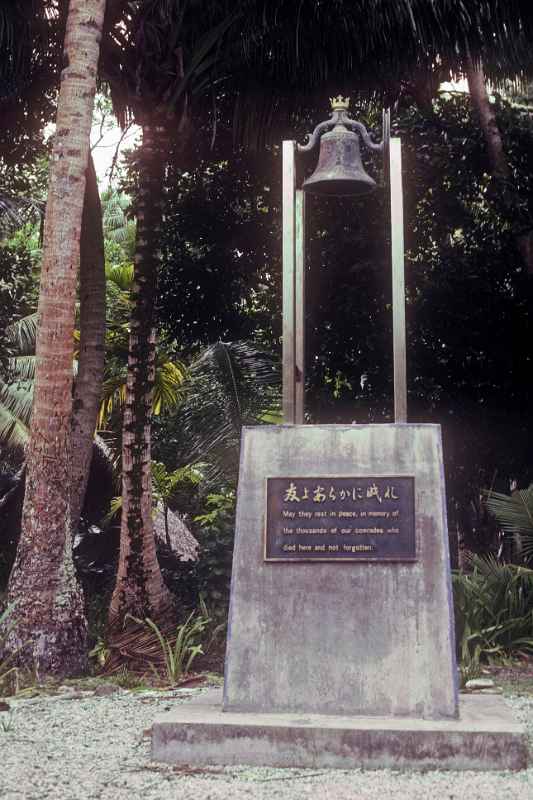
[151,688,528,771]
[224,424,457,718]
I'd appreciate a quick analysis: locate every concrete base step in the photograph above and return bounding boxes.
[151,688,528,771]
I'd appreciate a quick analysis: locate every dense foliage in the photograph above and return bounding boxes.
[0,243,34,375]
[453,554,533,674]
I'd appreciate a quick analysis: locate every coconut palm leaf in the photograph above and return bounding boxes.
[151,460,204,511]
[0,192,44,240]
[6,313,38,356]
[484,486,533,561]
[153,360,188,415]
[7,355,36,381]
[0,313,36,450]
[0,311,80,452]
[0,401,30,450]
[98,354,187,427]
[166,10,242,106]
[227,1,533,149]
[98,373,127,428]
[0,378,33,425]
[0,375,32,450]
[101,190,134,245]
[106,262,134,292]
[180,340,280,483]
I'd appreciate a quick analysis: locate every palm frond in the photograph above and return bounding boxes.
[0,378,33,428]
[102,190,134,244]
[181,340,280,482]
[102,494,123,528]
[5,312,38,355]
[98,372,127,428]
[7,354,35,381]
[94,432,122,483]
[105,263,134,292]
[0,403,30,450]
[98,355,187,427]
[484,486,533,560]
[0,372,32,450]
[167,10,242,107]
[0,192,44,239]
[152,359,187,415]
[229,0,533,149]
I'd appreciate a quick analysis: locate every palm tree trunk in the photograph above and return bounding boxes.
[466,55,533,274]
[109,121,174,626]
[6,0,106,675]
[71,152,106,533]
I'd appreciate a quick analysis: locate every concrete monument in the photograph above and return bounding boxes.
[152,101,527,771]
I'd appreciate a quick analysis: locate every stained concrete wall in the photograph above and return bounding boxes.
[223,424,458,719]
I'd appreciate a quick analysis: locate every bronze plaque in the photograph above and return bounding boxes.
[265,476,416,561]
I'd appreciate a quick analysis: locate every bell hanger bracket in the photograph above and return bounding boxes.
[297,95,384,154]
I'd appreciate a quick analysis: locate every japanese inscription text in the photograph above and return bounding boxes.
[264,476,416,561]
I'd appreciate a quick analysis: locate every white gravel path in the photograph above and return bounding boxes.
[1,687,532,800]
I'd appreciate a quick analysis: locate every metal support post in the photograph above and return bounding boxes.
[294,189,306,423]
[390,137,407,423]
[282,140,296,423]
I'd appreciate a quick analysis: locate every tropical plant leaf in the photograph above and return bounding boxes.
[0,402,30,450]
[98,354,187,427]
[153,360,188,415]
[7,354,36,381]
[453,552,533,668]
[6,313,38,355]
[484,485,533,560]
[180,340,280,483]
[106,262,134,293]
[0,192,44,239]
[168,11,241,106]
[0,378,33,425]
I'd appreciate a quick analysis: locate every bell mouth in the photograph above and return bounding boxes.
[302,176,377,197]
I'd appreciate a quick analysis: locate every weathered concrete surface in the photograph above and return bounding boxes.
[224,424,458,718]
[152,689,528,771]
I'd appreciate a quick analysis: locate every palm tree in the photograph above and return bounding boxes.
[101,1,241,627]
[0,152,106,542]
[5,0,107,675]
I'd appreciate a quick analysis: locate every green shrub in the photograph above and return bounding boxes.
[127,610,209,686]
[453,553,533,670]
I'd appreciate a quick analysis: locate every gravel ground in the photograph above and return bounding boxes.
[1,685,532,800]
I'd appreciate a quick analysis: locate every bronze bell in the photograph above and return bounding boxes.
[302,127,377,196]
[300,97,381,197]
